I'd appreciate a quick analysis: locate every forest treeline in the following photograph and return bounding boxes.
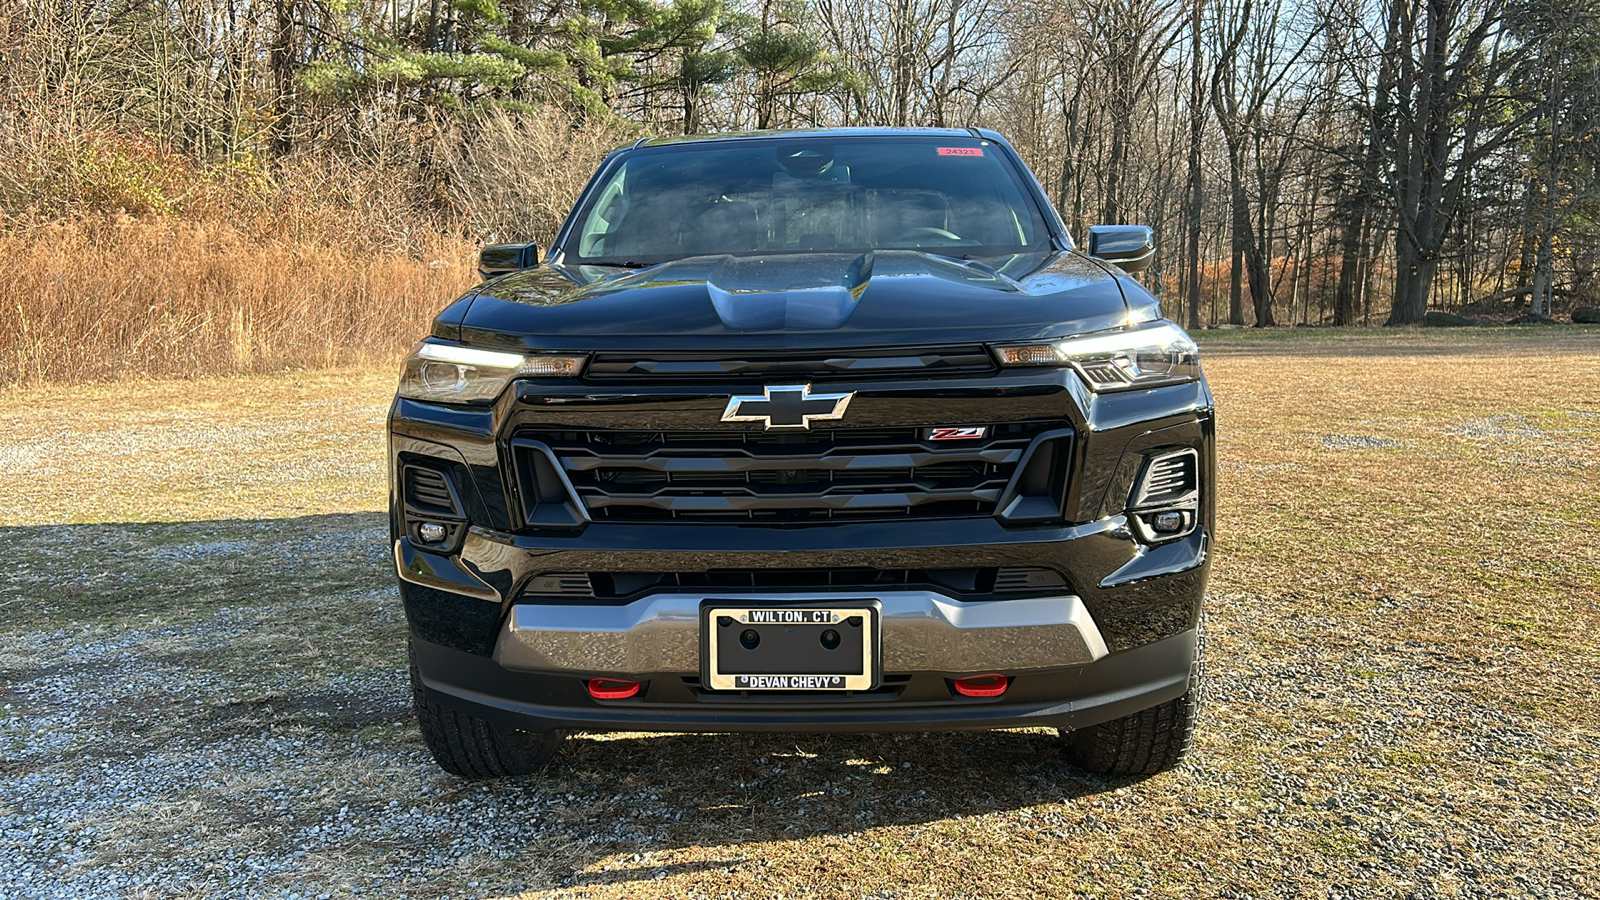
[1,0,1598,373]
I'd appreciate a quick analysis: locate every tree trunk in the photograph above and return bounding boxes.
[1184,0,1204,332]
[1531,232,1555,317]
[1332,212,1363,326]
[1531,81,1563,317]
[1227,149,1247,325]
[1292,168,1317,324]
[1103,122,1125,225]
[891,0,913,127]
[1388,239,1437,325]
[1245,240,1274,326]
[270,0,295,157]
[684,86,701,134]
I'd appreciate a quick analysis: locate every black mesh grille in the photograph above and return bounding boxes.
[527,423,1050,523]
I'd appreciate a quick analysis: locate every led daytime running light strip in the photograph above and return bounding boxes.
[416,342,527,370]
[1052,322,1194,360]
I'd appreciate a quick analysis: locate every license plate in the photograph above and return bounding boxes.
[703,604,878,691]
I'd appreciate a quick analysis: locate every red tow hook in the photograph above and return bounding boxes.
[952,674,1009,698]
[587,678,641,700]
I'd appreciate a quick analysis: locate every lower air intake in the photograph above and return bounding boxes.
[403,465,463,518]
[1132,448,1198,507]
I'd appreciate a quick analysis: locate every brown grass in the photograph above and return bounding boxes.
[0,109,631,386]
[0,120,479,384]
[0,219,472,383]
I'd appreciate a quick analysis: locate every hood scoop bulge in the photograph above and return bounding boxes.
[702,252,874,330]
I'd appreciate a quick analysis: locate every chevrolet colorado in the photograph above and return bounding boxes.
[392,128,1213,778]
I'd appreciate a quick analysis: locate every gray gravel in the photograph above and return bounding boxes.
[1450,414,1547,439]
[1319,434,1402,451]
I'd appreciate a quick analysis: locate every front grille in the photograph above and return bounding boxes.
[529,423,1049,522]
[585,346,996,382]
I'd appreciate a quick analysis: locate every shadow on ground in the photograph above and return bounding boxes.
[0,513,1127,897]
[408,725,1131,896]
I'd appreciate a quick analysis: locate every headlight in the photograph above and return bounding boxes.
[993,321,1200,391]
[398,341,586,404]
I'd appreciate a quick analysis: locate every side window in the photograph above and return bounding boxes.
[578,169,628,257]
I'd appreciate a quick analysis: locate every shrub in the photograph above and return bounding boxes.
[439,106,637,246]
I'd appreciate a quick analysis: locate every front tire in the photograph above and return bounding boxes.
[1061,624,1203,777]
[410,651,564,777]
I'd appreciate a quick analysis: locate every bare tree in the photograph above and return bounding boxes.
[1183,0,1206,330]
[1208,0,1320,326]
[1377,0,1535,324]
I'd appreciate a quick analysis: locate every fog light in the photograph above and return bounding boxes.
[1152,511,1186,534]
[417,522,447,543]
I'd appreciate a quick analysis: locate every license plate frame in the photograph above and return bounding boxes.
[702,602,880,691]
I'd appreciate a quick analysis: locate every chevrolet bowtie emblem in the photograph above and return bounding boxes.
[721,384,855,430]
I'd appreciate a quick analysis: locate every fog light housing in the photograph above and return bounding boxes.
[417,522,447,544]
[1127,448,1201,544]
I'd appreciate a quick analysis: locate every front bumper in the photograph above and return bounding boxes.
[425,587,1200,734]
[492,590,1109,676]
[395,515,1209,659]
[411,627,1197,734]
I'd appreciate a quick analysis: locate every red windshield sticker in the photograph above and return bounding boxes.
[937,147,984,156]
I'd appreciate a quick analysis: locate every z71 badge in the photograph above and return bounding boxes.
[926,426,988,440]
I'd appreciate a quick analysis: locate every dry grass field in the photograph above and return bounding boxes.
[0,221,472,385]
[1,327,1598,898]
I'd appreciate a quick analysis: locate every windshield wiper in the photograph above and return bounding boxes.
[583,259,656,269]
[915,250,979,262]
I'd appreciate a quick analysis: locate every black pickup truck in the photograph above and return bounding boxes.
[391,128,1213,778]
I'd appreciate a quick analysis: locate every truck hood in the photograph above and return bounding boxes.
[456,250,1135,352]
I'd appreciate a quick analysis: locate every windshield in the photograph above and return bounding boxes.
[564,137,1051,266]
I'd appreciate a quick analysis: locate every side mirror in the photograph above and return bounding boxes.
[1086,225,1155,273]
[478,242,540,281]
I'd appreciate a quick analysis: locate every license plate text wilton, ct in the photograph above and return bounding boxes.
[742,609,837,625]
